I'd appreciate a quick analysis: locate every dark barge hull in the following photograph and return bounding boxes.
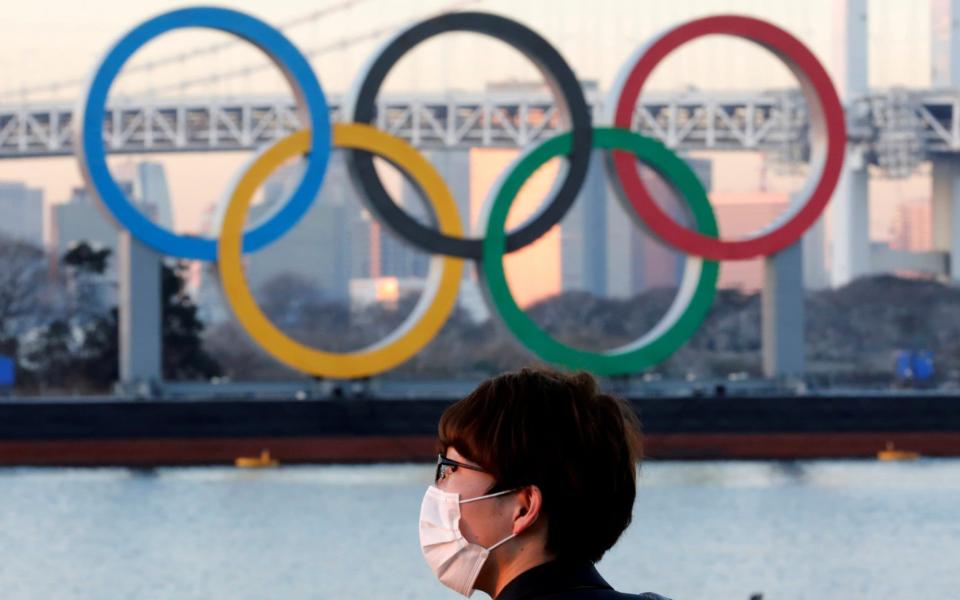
[1,394,959,466]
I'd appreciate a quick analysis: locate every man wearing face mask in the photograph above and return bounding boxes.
[419,367,671,600]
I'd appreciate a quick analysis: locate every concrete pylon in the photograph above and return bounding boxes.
[829,148,870,286]
[930,0,960,282]
[802,212,829,290]
[932,156,960,281]
[829,0,870,287]
[762,241,805,378]
[118,231,162,394]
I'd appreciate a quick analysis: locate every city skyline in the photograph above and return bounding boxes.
[0,147,938,304]
[0,0,947,307]
[0,0,936,231]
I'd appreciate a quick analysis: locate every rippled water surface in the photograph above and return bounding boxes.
[1,459,957,599]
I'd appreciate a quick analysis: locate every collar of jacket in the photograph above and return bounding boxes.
[495,558,613,600]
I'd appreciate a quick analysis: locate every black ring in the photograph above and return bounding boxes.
[344,11,593,259]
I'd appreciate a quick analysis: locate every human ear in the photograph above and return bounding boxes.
[512,485,543,534]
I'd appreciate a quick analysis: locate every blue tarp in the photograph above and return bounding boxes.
[894,349,934,381]
[0,355,13,387]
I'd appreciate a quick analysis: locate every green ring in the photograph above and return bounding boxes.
[479,127,720,376]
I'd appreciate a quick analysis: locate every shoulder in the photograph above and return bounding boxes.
[500,559,671,600]
[546,590,672,599]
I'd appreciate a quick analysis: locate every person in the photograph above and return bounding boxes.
[418,367,671,599]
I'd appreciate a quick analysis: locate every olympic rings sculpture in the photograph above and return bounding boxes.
[75,7,845,378]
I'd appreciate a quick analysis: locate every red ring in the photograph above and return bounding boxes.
[610,15,846,260]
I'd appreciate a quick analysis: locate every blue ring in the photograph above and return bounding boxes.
[77,7,331,261]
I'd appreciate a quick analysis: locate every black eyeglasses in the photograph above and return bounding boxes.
[435,453,487,483]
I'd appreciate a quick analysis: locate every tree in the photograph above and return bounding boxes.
[0,235,51,352]
[161,260,221,380]
[20,319,78,388]
[59,241,113,327]
[19,242,118,391]
[62,242,111,274]
[21,245,221,391]
[204,273,351,380]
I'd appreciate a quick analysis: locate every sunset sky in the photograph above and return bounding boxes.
[0,0,941,302]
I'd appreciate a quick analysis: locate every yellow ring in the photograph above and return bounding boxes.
[217,123,464,379]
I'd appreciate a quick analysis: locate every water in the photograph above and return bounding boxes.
[0,460,957,600]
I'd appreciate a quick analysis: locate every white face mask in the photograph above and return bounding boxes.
[419,484,520,597]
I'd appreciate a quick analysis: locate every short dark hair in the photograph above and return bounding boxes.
[438,367,643,563]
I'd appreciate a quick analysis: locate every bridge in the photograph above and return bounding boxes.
[7,86,960,283]
[1,89,959,174]
[0,90,810,157]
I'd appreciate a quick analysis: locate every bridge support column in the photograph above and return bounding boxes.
[930,0,960,282]
[932,156,960,281]
[829,0,870,288]
[803,215,829,290]
[762,241,805,378]
[118,232,162,394]
[932,0,960,87]
[829,152,870,287]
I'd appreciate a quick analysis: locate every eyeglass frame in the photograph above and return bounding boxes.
[435,453,487,483]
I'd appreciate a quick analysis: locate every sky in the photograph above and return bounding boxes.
[0,0,942,302]
[0,0,934,99]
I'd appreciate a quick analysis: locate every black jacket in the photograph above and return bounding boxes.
[495,558,671,600]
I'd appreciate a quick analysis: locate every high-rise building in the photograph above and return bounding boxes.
[195,148,491,326]
[560,154,711,298]
[134,162,174,229]
[709,193,790,290]
[427,149,473,231]
[378,187,430,279]
[374,149,491,320]
[890,198,933,252]
[197,153,364,324]
[51,185,130,311]
[619,158,712,296]
[561,150,608,296]
[52,162,174,264]
[378,149,472,280]
[52,163,173,312]
[229,151,367,306]
[0,181,43,246]
[52,184,130,268]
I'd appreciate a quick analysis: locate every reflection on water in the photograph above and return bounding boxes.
[1,460,957,599]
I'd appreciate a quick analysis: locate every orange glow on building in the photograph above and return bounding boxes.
[889,199,932,252]
[470,148,561,306]
[710,191,789,291]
